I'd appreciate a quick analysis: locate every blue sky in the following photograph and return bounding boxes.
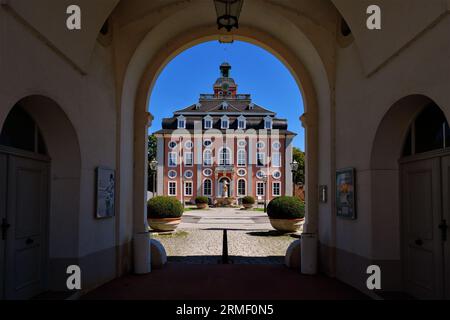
[148,40,305,150]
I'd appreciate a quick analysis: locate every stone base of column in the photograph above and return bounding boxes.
[133,231,151,274]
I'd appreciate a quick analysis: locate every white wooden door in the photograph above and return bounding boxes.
[401,158,444,299]
[0,153,7,299]
[441,155,450,299]
[5,156,49,300]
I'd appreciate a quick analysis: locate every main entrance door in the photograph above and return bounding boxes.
[401,154,449,299]
[1,153,49,299]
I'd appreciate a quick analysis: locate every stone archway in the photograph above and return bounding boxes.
[370,94,450,295]
[117,2,332,274]
[0,95,81,297]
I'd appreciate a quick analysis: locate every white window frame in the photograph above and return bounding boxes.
[264,116,273,129]
[238,139,247,148]
[272,152,281,168]
[184,140,193,149]
[203,139,212,147]
[237,115,246,129]
[237,179,247,197]
[203,168,213,177]
[168,181,177,196]
[177,115,186,129]
[272,141,281,150]
[184,151,193,167]
[204,116,213,129]
[184,170,194,179]
[272,170,281,180]
[168,141,177,149]
[257,152,266,167]
[184,181,193,196]
[168,170,177,179]
[237,169,247,177]
[272,182,281,196]
[203,149,213,166]
[257,182,265,196]
[221,115,229,129]
[257,141,265,149]
[203,179,212,196]
[168,152,177,167]
[237,149,246,167]
[219,147,231,166]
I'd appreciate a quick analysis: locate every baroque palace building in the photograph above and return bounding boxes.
[154,63,296,205]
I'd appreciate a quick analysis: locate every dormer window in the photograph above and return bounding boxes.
[264,116,273,129]
[221,115,229,129]
[221,101,229,110]
[204,115,213,129]
[177,115,186,129]
[195,103,201,110]
[249,103,255,110]
[237,115,246,129]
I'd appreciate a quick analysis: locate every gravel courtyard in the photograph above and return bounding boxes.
[151,207,300,264]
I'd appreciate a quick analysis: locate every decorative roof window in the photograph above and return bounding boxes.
[177,115,186,129]
[195,103,201,110]
[221,115,229,129]
[249,103,255,110]
[204,115,213,129]
[221,101,229,110]
[237,115,246,129]
[264,116,273,129]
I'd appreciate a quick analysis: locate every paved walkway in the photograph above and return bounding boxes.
[152,207,299,264]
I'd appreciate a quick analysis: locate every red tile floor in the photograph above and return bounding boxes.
[82,263,369,300]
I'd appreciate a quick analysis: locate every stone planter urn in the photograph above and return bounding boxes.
[269,218,305,233]
[148,217,181,232]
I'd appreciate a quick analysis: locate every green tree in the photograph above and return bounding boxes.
[148,134,157,192]
[292,147,305,186]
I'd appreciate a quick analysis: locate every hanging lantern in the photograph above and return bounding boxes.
[214,0,244,32]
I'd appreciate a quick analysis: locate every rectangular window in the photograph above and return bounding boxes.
[168,152,177,167]
[221,120,229,129]
[178,120,185,129]
[257,152,265,167]
[257,182,265,196]
[272,152,281,167]
[184,181,193,196]
[265,119,272,129]
[184,152,193,166]
[237,150,246,166]
[238,120,245,129]
[204,120,212,129]
[168,181,177,196]
[203,150,212,166]
[272,182,281,196]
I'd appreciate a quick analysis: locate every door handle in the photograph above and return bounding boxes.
[415,238,423,246]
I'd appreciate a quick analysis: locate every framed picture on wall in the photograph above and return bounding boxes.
[336,168,356,219]
[95,167,115,219]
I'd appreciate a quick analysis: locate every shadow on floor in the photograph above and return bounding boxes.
[168,255,285,264]
[82,264,370,300]
[247,230,301,238]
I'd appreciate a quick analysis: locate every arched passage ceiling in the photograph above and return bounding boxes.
[332,0,449,75]
[2,0,120,73]
[3,0,449,76]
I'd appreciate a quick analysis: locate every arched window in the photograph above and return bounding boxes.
[237,149,246,166]
[237,179,246,196]
[219,147,231,166]
[203,179,212,196]
[402,103,450,157]
[0,105,47,155]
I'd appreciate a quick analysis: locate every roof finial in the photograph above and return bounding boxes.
[220,62,231,78]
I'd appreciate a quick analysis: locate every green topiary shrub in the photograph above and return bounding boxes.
[147,196,183,219]
[267,196,305,219]
[242,196,255,205]
[195,196,209,204]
